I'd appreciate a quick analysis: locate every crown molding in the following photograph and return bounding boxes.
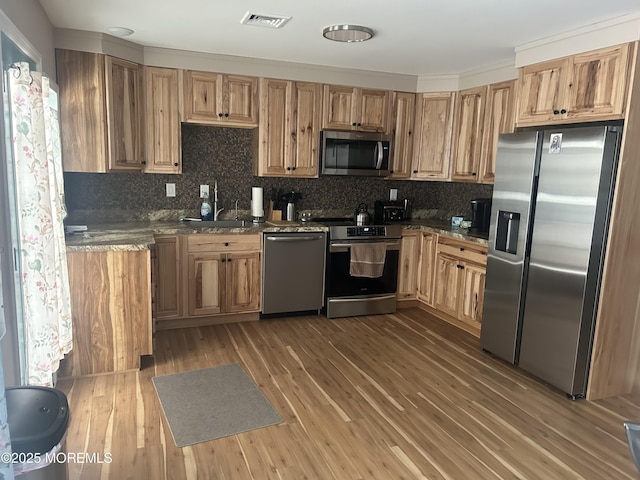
[143,46,418,91]
[515,12,640,67]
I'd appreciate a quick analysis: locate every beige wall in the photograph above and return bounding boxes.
[0,0,55,75]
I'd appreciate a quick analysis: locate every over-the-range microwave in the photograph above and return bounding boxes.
[320,130,392,176]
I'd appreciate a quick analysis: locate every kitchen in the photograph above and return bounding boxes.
[1,1,640,478]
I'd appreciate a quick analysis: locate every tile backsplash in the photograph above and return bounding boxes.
[63,124,492,220]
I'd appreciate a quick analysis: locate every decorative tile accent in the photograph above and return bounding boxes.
[63,125,493,222]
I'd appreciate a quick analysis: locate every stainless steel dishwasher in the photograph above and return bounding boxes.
[261,232,327,315]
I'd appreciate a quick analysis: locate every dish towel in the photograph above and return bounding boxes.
[349,243,387,278]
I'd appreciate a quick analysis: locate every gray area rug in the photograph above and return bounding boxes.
[152,363,283,447]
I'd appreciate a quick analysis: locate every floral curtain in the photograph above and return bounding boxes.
[7,62,72,386]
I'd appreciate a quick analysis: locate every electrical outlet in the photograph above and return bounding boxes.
[166,183,176,197]
[200,185,209,198]
[390,188,398,201]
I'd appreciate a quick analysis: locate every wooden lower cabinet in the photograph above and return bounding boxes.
[65,249,153,376]
[152,235,183,319]
[417,232,437,305]
[153,233,261,328]
[398,230,420,299]
[459,262,486,324]
[187,250,261,316]
[400,231,487,336]
[433,237,487,331]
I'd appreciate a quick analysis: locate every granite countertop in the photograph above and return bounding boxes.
[64,220,330,252]
[65,217,488,252]
[398,219,489,246]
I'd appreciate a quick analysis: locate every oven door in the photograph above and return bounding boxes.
[326,239,400,298]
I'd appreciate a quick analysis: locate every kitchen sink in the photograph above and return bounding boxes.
[194,220,250,228]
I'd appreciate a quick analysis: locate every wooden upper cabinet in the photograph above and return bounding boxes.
[322,84,389,132]
[564,43,631,121]
[183,70,258,126]
[144,67,182,174]
[389,92,415,179]
[257,78,321,177]
[258,78,290,177]
[290,82,322,177]
[451,87,486,182]
[57,49,144,172]
[516,43,632,126]
[516,58,566,125]
[105,56,145,171]
[478,80,515,184]
[411,92,455,180]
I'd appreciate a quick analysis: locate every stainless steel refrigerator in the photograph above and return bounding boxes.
[480,124,622,398]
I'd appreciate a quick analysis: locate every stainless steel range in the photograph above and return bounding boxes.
[318,220,402,319]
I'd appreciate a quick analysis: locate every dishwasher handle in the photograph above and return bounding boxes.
[265,235,325,242]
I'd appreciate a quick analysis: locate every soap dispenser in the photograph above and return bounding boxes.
[200,192,213,221]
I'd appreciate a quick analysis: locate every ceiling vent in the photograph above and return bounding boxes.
[240,11,292,29]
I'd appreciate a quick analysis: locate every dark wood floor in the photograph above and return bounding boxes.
[57,308,640,479]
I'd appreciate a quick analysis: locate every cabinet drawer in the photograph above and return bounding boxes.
[187,234,261,253]
[437,237,487,266]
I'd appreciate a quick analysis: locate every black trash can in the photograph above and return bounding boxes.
[6,386,70,480]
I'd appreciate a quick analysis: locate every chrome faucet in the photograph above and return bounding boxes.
[213,180,224,221]
[234,199,240,221]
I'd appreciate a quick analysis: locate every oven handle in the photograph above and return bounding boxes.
[330,240,400,252]
[329,294,397,303]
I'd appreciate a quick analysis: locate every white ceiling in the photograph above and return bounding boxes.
[38,0,640,76]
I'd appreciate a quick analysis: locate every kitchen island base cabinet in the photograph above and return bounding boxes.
[63,250,153,377]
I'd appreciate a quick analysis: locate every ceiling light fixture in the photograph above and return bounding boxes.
[106,26,134,37]
[322,24,374,43]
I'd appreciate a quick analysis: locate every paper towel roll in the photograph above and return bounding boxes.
[251,187,264,217]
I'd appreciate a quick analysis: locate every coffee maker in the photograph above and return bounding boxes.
[470,198,492,234]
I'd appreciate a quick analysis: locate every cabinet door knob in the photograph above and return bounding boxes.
[413,170,418,174]
[560,109,567,114]
[173,162,179,167]
[553,110,560,115]
[141,160,146,165]
[224,113,229,117]
[460,247,465,251]
[457,264,464,269]
[292,166,296,170]
[471,173,477,176]
[352,122,357,127]
[286,167,291,171]
[357,123,362,127]
[224,242,229,246]
[218,113,223,118]
[221,258,226,263]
